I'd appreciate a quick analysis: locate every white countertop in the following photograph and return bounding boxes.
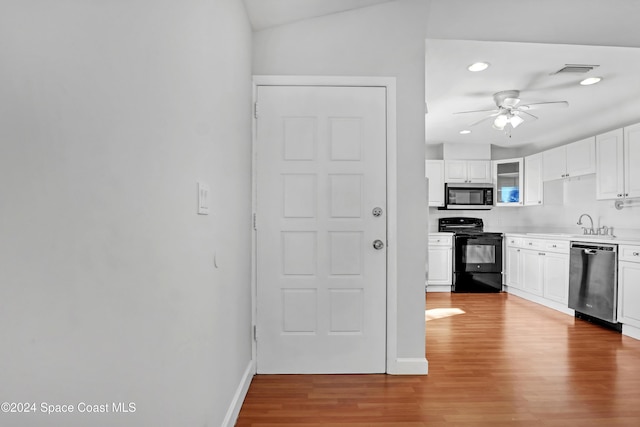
[504,232,640,246]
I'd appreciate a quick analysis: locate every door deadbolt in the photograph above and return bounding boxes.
[373,240,385,250]
[372,207,383,217]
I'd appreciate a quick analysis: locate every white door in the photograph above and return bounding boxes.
[255,85,387,374]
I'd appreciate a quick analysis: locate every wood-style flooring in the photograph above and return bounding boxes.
[236,292,640,426]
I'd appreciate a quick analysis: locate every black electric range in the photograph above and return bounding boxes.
[438,217,503,292]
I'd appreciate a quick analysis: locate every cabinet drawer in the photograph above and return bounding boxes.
[620,245,640,263]
[506,236,523,247]
[544,240,569,253]
[522,238,543,250]
[429,236,452,246]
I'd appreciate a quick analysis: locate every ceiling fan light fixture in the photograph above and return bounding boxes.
[467,62,490,72]
[580,77,603,86]
[510,114,525,128]
[493,114,508,130]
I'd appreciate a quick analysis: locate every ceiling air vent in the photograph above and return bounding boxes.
[552,64,600,74]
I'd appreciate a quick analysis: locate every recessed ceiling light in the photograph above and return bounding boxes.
[460,130,472,135]
[580,77,602,86]
[468,62,489,72]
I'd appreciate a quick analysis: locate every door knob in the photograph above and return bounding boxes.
[373,240,385,250]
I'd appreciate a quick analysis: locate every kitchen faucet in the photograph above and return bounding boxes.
[577,214,595,235]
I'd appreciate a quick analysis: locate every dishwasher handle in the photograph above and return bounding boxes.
[571,242,617,252]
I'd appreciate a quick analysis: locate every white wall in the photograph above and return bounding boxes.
[0,1,253,426]
[253,0,430,364]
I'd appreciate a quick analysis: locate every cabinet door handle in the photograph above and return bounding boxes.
[633,252,640,256]
[618,194,623,197]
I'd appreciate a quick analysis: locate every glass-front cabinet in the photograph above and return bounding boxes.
[493,158,524,206]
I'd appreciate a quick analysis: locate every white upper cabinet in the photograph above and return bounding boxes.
[444,160,492,183]
[426,160,445,207]
[542,137,596,181]
[596,128,625,200]
[625,123,640,199]
[542,146,566,181]
[493,158,523,206]
[566,137,597,177]
[596,124,640,200]
[524,153,543,206]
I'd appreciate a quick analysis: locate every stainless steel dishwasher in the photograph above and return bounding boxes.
[568,242,618,326]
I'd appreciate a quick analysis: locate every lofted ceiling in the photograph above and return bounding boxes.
[243,0,396,31]
[425,39,640,150]
[242,2,640,152]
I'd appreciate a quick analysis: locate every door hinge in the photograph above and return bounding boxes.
[253,213,257,230]
[253,325,257,341]
[254,102,259,119]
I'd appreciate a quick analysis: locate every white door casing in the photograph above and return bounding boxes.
[254,84,388,374]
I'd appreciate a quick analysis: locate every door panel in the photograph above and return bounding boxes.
[625,123,640,199]
[255,85,387,374]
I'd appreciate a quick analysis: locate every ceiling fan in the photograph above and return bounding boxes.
[454,90,569,133]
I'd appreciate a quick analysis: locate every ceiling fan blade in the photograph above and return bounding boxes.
[519,110,539,120]
[453,108,499,115]
[519,101,569,110]
[468,112,501,127]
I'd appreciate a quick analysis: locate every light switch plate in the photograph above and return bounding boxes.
[198,182,210,215]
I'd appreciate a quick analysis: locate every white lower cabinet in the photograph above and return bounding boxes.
[505,235,570,313]
[521,249,544,296]
[506,246,522,289]
[542,252,569,304]
[427,234,453,291]
[618,245,640,336]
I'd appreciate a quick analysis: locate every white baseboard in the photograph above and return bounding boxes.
[506,287,574,316]
[222,360,255,427]
[388,357,428,375]
[623,324,640,341]
[426,284,451,293]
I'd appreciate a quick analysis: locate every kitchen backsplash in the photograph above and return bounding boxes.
[429,175,640,239]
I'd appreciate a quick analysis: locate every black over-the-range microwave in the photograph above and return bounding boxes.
[439,183,494,210]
